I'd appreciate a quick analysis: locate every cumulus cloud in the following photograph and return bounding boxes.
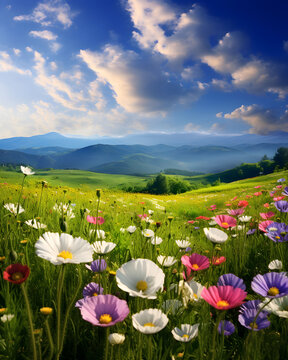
[29,30,58,41]
[14,0,74,28]
[0,51,31,75]
[224,104,288,134]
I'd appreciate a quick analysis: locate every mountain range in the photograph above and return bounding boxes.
[0,132,287,175]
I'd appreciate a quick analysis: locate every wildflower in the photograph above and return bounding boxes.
[40,307,53,315]
[83,282,104,298]
[203,228,228,243]
[282,187,288,196]
[0,308,7,314]
[157,255,177,267]
[142,229,154,238]
[251,272,288,298]
[132,309,168,334]
[214,215,237,229]
[175,240,190,248]
[86,259,107,273]
[196,216,211,220]
[238,200,249,208]
[171,324,199,342]
[87,215,105,225]
[151,236,163,245]
[3,264,30,284]
[53,203,75,220]
[20,166,35,176]
[217,320,235,336]
[260,212,275,220]
[90,229,106,239]
[4,203,24,215]
[254,192,262,196]
[201,285,247,310]
[127,225,137,233]
[80,295,129,327]
[92,241,116,254]
[258,220,274,233]
[116,259,165,299]
[1,314,15,323]
[211,256,226,265]
[181,253,210,272]
[179,280,204,306]
[246,229,256,235]
[266,222,288,242]
[35,232,93,265]
[274,200,288,212]
[217,274,246,291]
[268,260,283,270]
[227,208,245,216]
[25,219,47,229]
[239,300,268,315]
[262,295,288,318]
[277,178,286,183]
[239,216,252,223]
[108,333,125,345]
[238,309,270,331]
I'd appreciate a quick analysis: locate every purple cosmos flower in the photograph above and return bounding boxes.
[282,187,288,197]
[266,222,288,242]
[83,282,104,298]
[217,274,246,291]
[251,272,288,298]
[80,294,129,327]
[217,320,235,336]
[238,309,270,331]
[277,178,286,183]
[246,229,256,235]
[86,259,107,273]
[185,247,192,252]
[239,300,269,315]
[274,200,288,213]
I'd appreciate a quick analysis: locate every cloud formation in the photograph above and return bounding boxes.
[0,51,31,75]
[29,30,58,41]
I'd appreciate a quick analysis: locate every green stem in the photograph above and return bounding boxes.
[21,283,37,360]
[44,318,54,360]
[16,175,26,218]
[56,265,66,359]
[104,327,109,360]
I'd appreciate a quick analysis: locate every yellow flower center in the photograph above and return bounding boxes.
[93,293,98,297]
[136,280,148,291]
[11,272,24,281]
[275,236,281,240]
[249,322,258,330]
[216,300,230,308]
[193,294,198,299]
[40,307,53,315]
[144,322,155,327]
[99,314,112,324]
[0,308,7,313]
[182,334,190,339]
[57,250,73,259]
[222,222,229,227]
[192,264,199,270]
[268,287,279,296]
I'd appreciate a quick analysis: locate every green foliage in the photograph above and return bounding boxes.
[273,147,288,168]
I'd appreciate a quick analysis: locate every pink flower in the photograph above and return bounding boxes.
[181,253,210,273]
[258,220,274,233]
[214,215,237,229]
[231,196,238,201]
[87,215,105,225]
[208,205,217,211]
[201,285,247,310]
[254,192,262,196]
[254,185,262,188]
[263,203,270,208]
[227,208,245,216]
[138,214,148,219]
[211,256,226,266]
[276,185,283,189]
[273,196,285,202]
[187,220,195,224]
[238,200,249,208]
[260,212,275,220]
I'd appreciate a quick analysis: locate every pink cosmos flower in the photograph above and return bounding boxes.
[201,285,247,310]
[273,196,285,202]
[276,185,283,189]
[246,195,253,199]
[211,256,226,266]
[238,200,249,208]
[254,192,262,196]
[87,215,105,225]
[214,215,237,229]
[260,212,275,220]
[181,253,210,280]
[263,203,270,208]
[231,196,238,201]
[254,185,262,189]
[258,220,274,233]
[187,220,195,224]
[208,205,217,211]
[227,208,245,216]
[138,214,148,219]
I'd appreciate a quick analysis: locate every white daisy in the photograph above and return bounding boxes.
[239,216,252,222]
[171,323,199,342]
[268,259,283,270]
[151,236,163,245]
[108,333,125,345]
[4,203,24,215]
[203,228,228,244]
[175,240,190,249]
[35,232,93,265]
[178,280,204,307]
[89,229,106,239]
[25,219,47,229]
[157,255,177,267]
[92,241,116,254]
[20,165,35,176]
[142,229,154,238]
[132,309,168,334]
[127,225,137,233]
[116,259,165,299]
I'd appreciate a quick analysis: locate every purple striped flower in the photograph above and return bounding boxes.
[217,320,235,336]
[251,272,288,298]
[266,222,288,242]
[83,282,104,298]
[80,294,129,327]
[86,259,107,273]
[282,187,288,197]
[238,309,270,331]
[217,274,246,291]
[274,200,288,213]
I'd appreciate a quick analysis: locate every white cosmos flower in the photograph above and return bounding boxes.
[20,165,35,176]
[92,241,116,254]
[268,259,283,270]
[262,295,288,318]
[239,216,252,222]
[1,314,15,323]
[142,229,154,238]
[116,258,165,299]
[157,255,177,267]
[4,203,24,215]
[89,229,106,239]
[178,280,204,307]
[162,299,182,315]
[108,333,125,345]
[127,225,137,233]
[203,228,228,244]
[35,232,93,265]
[175,240,190,248]
[25,219,47,229]
[171,323,199,342]
[151,236,163,245]
[132,309,168,334]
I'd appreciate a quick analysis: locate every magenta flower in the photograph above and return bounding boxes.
[181,253,210,272]
[80,294,129,327]
[214,215,237,229]
[227,208,245,216]
[87,215,105,225]
[259,212,275,220]
[201,285,247,310]
[258,220,273,233]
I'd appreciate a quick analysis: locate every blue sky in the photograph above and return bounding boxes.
[0,0,287,139]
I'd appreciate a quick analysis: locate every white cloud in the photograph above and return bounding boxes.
[29,30,58,41]
[216,112,223,118]
[50,42,61,53]
[224,104,288,134]
[0,51,31,75]
[13,48,21,56]
[14,0,74,28]
[26,46,33,52]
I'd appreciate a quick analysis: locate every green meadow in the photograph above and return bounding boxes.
[0,168,288,359]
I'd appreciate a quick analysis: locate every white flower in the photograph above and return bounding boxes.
[35,232,93,265]
[92,241,116,254]
[155,204,165,210]
[239,216,252,222]
[1,314,14,323]
[148,210,154,215]
[261,295,288,318]
[89,229,106,239]
[268,259,283,270]
[120,228,126,233]
[175,240,190,248]
[171,323,199,342]
[4,203,24,215]
[162,299,182,315]
[132,309,168,334]
[208,220,217,226]
[178,280,204,307]
[25,219,47,229]
[151,236,163,245]
[157,255,177,267]
[53,203,75,220]
[116,259,165,299]
[20,166,35,176]
[108,333,125,345]
[203,228,228,244]
[142,229,154,238]
[127,225,137,233]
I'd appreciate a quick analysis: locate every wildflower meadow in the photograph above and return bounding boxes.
[1,166,288,359]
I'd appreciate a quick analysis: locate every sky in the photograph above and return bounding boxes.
[0,0,288,139]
